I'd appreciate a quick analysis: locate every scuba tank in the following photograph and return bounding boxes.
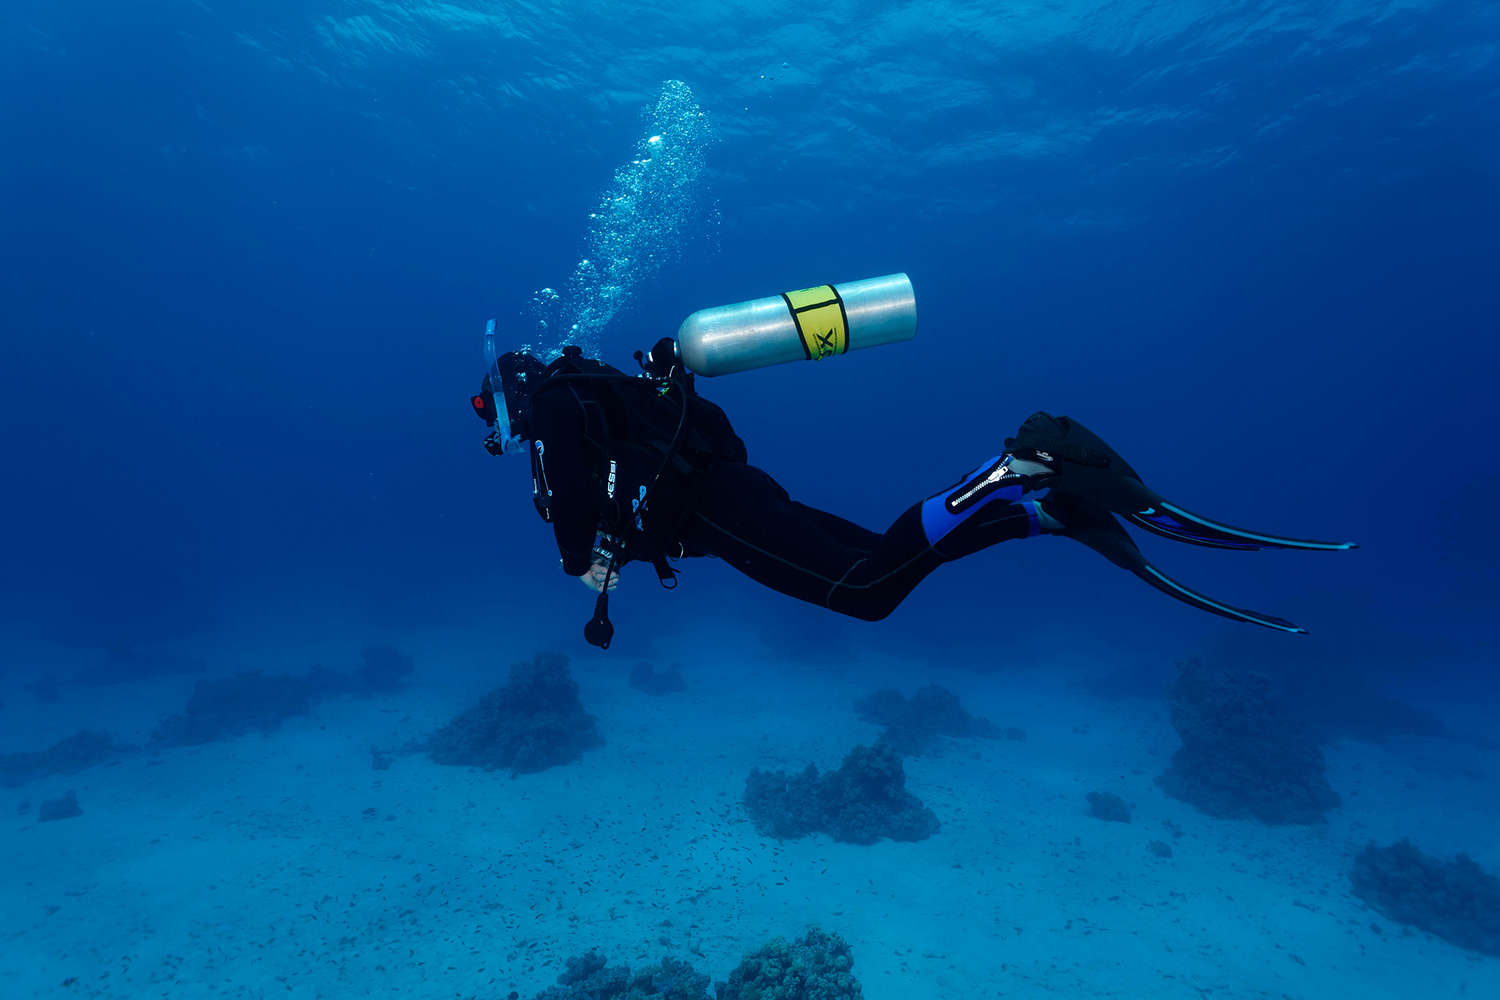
[676,273,916,377]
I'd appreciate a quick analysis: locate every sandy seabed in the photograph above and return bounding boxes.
[2,629,1497,1000]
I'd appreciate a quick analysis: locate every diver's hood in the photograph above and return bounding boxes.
[471,350,548,440]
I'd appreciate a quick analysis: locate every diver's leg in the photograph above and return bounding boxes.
[790,502,885,552]
[682,459,1046,621]
[915,454,1054,559]
[681,463,902,617]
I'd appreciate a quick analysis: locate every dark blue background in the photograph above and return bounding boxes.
[3,1,1496,688]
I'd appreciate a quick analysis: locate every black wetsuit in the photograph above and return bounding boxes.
[526,362,1041,622]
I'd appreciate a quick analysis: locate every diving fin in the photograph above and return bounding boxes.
[1124,502,1358,552]
[1007,411,1357,552]
[1005,411,1156,513]
[1040,491,1308,634]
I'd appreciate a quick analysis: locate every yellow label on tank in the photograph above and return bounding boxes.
[782,284,848,361]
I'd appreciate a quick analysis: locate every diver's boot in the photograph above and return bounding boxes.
[1038,490,1309,633]
[1007,411,1357,552]
[1005,411,1154,512]
[918,455,1048,560]
[1036,490,1143,572]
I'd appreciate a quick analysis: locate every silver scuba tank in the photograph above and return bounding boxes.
[676,273,916,376]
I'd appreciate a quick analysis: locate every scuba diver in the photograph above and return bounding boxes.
[470,275,1355,648]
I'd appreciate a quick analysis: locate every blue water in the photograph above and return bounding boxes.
[2,1,1498,996]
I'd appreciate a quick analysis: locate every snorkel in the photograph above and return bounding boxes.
[483,317,498,386]
[479,319,526,456]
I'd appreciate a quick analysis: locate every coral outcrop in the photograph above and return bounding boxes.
[427,652,602,776]
[38,790,82,822]
[0,731,118,788]
[1156,659,1340,825]
[1,647,416,783]
[853,684,1000,756]
[523,928,864,1000]
[1352,839,1500,956]
[716,928,863,1000]
[1087,791,1132,823]
[152,671,315,747]
[532,951,710,1000]
[744,743,939,844]
[151,645,416,748]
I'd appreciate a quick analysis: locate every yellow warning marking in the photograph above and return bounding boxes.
[782,284,848,361]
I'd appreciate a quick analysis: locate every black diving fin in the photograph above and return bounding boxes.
[1006,411,1357,553]
[1123,502,1357,552]
[1039,491,1309,634]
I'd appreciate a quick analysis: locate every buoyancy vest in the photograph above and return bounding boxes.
[527,349,743,577]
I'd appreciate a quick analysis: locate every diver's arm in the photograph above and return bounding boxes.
[527,388,600,576]
[579,555,619,593]
[691,394,748,463]
[553,507,598,578]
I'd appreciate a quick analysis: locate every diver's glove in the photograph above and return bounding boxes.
[580,533,623,593]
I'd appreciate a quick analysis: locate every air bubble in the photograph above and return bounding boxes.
[528,80,717,359]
